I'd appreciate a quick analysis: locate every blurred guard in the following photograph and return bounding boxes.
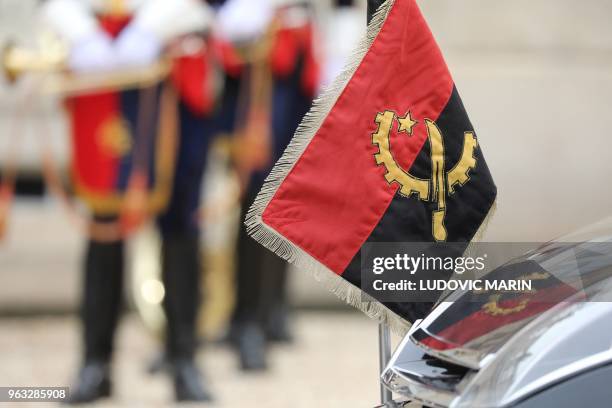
[216,0,319,370]
[40,0,230,403]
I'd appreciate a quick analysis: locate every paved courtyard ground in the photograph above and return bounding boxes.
[0,312,387,408]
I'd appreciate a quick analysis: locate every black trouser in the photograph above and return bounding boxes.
[81,232,202,362]
[160,232,201,360]
[82,237,125,362]
[232,185,288,328]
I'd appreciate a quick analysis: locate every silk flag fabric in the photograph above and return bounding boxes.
[246,0,497,333]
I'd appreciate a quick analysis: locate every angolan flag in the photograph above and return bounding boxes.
[246,0,496,333]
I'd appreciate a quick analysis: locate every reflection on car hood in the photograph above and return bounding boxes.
[412,239,612,369]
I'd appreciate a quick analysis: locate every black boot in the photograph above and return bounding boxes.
[266,304,293,343]
[259,240,293,343]
[236,322,267,371]
[231,188,270,371]
[172,358,213,402]
[161,233,213,402]
[66,236,124,404]
[65,360,111,404]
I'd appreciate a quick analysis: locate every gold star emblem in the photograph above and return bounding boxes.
[397,111,418,135]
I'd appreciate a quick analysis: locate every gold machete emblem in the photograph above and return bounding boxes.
[372,110,478,242]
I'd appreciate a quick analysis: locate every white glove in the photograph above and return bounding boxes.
[68,30,117,73]
[216,0,274,43]
[114,23,162,69]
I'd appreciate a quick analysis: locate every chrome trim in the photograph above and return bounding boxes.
[410,301,495,370]
[382,319,423,380]
[373,400,423,408]
[417,302,454,327]
[416,327,462,348]
[409,331,486,371]
[382,325,464,408]
[383,367,457,408]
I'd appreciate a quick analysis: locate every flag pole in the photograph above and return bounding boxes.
[366,1,394,405]
[378,322,393,404]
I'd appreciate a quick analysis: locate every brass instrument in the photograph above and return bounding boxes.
[1,33,68,82]
[2,33,170,94]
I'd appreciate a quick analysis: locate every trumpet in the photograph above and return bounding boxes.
[1,32,68,82]
[1,32,170,95]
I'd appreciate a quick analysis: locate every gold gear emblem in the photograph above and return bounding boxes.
[372,110,478,241]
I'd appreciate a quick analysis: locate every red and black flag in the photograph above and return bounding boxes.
[246,0,496,332]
